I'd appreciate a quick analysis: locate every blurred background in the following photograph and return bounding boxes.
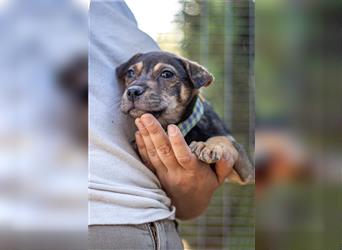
[256,0,342,249]
[0,0,89,249]
[1,0,341,249]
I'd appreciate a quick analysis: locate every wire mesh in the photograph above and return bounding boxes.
[167,1,255,249]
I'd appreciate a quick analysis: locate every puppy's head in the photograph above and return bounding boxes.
[117,51,214,127]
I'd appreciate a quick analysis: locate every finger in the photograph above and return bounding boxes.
[226,169,249,185]
[135,118,167,173]
[135,131,156,173]
[167,125,197,168]
[214,153,235,184]
[140,114,179,169]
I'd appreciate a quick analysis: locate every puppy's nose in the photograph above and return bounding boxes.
[127,86,145,101]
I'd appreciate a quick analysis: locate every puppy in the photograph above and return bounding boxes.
[117,51,254,183]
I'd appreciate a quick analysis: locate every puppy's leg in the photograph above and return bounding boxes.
[190,136,254,183]
[190,136,237,164]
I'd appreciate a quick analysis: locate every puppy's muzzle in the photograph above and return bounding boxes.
[126,85,146,101]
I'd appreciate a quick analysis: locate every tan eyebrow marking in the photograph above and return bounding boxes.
[153,63,177,73]
[132,61,143,75]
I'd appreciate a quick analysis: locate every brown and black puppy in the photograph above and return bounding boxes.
[117,51,254,183]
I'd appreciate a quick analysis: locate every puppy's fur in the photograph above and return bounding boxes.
[117,51,254,183]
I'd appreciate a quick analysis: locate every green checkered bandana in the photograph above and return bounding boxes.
[177,96,205,136]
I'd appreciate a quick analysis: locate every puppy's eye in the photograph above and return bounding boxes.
[160,70,174,79]
[127,69,135,78]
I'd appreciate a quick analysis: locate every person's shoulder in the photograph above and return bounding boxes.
[91,1,138,26]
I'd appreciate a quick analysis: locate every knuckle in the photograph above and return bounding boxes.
[173,138,184,147]
[147,148,158,157]
[178,156,192,165]
[136,141,145,149]
[140,128,149,137]
[157,144,172,156]
[149,124,160,134]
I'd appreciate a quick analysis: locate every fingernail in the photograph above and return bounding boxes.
[135,119,143,129]
[142,114,154,126]
[135,131,141,137]
[168,125,178,136]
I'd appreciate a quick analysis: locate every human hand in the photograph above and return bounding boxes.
[134,114,237,220]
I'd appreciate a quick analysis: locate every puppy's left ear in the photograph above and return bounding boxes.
[182,58,214,89]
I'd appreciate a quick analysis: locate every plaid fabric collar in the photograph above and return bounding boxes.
[177,95,205,136]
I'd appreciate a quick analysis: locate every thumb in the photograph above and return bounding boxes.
[215,153,235,184]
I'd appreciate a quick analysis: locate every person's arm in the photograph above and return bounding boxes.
[135,114,239,220]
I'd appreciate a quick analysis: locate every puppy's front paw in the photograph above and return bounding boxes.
[189,141,224,164]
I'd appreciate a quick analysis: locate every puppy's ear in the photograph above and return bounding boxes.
[181,58,214,89]
[116,53,143,84]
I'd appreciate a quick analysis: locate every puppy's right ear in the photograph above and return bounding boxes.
[116,53,143,84]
